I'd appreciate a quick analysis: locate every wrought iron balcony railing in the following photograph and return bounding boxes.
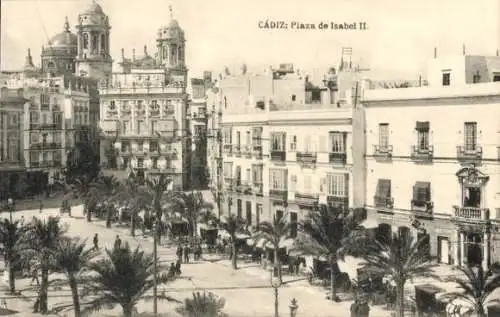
[295,192,319,207]
[411,200,434,217]
[374,196,394,209]
[296,152,317,167]
[453,206,489,221]
[329,152,347,165]
[270,150,286,162]
[373,145,393,159]
[456,145,482,162]
[411,145,434,162]
[269,189,288,202]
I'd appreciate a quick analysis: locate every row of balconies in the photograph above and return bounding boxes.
[109,108,175,118]
[29,142,63,150]
[29,123,63,130]
[373,195,491,222]
[120,148,178,160]
[29,160,61,168]
[373,144,484,163]
[224,144,263,159]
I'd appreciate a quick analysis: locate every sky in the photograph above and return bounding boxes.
[1,0,499,80]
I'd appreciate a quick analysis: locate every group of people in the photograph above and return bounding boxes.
[350,299,370,317]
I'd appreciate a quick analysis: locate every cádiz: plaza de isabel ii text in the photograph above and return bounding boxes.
[290,21,367,30]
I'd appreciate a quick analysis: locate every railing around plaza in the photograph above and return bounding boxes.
[453,206,489,221]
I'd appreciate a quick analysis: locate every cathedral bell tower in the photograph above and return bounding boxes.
[75,0,112,83]
[156,6,187,78]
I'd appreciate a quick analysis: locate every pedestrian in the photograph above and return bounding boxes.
[20,216,25,224]
[1,298,6,309]
[168,262,176,277]
[30,267,39,286]
[93,233,99,250]
[359,300,370,317]
[175,258,182,275]
[176,244,183,262]
[114,235,121,250]
[183,244,190,263]
[350,299,360,317]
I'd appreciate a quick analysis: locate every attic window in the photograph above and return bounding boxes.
[291,94,296,102]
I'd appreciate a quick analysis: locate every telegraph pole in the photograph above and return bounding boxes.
[216,112,223,219]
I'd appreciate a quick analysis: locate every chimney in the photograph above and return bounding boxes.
[434,47,437,58]
[462,44,466,55]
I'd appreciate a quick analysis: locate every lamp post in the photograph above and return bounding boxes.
[7,198,13,222]
[271,267,282,317]
[152,221,158,317]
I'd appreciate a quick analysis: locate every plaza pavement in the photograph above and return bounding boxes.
[0,204,466,317]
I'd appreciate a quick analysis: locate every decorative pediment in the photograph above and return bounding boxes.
[456,167,489,187]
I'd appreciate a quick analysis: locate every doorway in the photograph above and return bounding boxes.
[466,233,482,266]
[464,187,481,208]
[437,236,449,264]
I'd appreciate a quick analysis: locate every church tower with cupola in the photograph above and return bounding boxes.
[41,17,77,75]
[156,6,187,80]
[75,0,112,83]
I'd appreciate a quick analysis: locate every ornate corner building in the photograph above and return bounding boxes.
[98,6,189,190]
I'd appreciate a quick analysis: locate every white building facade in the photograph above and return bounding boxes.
[363,55,500,270]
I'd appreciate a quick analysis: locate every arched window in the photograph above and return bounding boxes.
[178,46,184,62]
[47,61,55,69]
[82,33,89,49]
[163,47,168,59]
[170,45,177,65]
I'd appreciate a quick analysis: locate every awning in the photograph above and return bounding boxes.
[360,218,379,229]
[279,238,294,249]
[375,179,391,198]
[235,233,251,240]
[415,121,430,131]
[338,256,366,281]
[413,181,431,203]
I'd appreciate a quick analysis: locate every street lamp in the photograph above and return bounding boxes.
[152,221,158,317]
[270,268,282,317]
[6,198,13,222]
[289,298,298,317]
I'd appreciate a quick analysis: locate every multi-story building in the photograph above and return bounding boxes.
[187,71,213,189]
[99,8,189,190]
[362,53,500,270]
[218,62,363,229]
[0,87,27,200]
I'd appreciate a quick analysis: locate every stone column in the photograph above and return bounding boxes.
[483,231,490,270]
[77,34,82,57]
[460,231,466,266]
[454,230,460,266]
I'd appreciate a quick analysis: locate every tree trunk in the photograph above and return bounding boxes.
[8,258,15,294]
[330,263,338,301]
[130,214,136,237]
[396,280,405,317]
[86,198,92,222]
[38,267,49,314]
[231,242,238,270]
[106,206,112,228]
[477,302,487,317]
[122,303,134,317]
[274,247,282,282]
[68,275,81,317]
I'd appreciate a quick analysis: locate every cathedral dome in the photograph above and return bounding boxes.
[157,6,185,40]
[47,17,77,48]
[84,1,104,14]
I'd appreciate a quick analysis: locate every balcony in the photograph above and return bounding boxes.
[224,178,234,191]
[30,160,61,168]
[269,189,288,202]
[329,152,347,165]
[223,144,233,156]
[237,183,253,195]
[29,142,62,150]
[270,151,286,162]
[295,192,319,207]
[253,183,263,196]
[374,196,394,209]
[453,206,489,222]
[252,145,263,159]
[149,149,160,157]
[326,196,349,210]
[411,145,434,162]
[132,148,147,156]
[296,152,317,168]
[29,123,62,130]
[411,200,434,218]
[373,145,393,160]
[233,145,241,157]
[241,145,252,158]
[457,145,482,163]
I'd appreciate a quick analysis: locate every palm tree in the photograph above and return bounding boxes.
[116,178,146,237]
[255,213,291,281]
[51,237,98,317]
[442,263,500,317]
[144,175,173,242]
[22,216,66,314]
[82,242,178,317]
[172,191,214,237]
[294,204,366,301]
[94,175,120,228]
[0,218,28,294]
[176,291,226,317]
[220,214,247,270]
[361,229,435,317]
